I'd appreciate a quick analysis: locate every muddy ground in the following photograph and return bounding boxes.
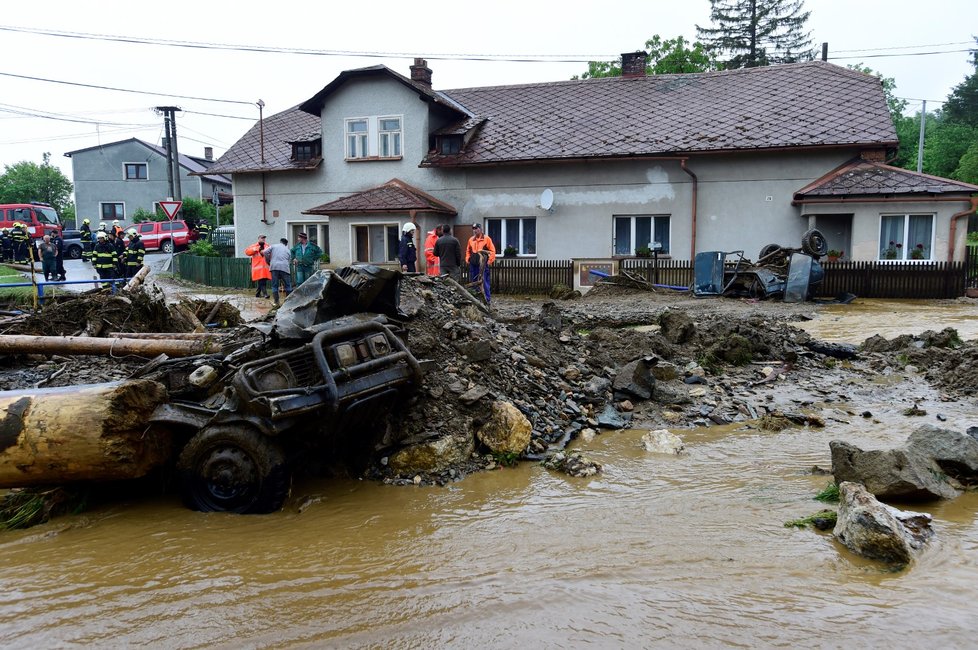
[1,273,976,491]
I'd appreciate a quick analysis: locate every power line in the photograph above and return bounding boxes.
[832,40,974,54]
[0,102,155,127]
[0,71,254,105]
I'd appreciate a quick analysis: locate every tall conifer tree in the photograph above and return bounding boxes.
[696,0,813,69]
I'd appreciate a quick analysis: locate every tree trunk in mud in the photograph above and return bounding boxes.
[123,265,151,291]
[0,380,172,488]
[0,334,212,357]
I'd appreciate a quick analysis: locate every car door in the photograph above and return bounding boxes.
[139,222,159,250]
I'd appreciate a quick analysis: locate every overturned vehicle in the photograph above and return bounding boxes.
[694,229,829,302]
[0,266,422,514]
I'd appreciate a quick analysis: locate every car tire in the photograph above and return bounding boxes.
[758,244,782,260]
[66,244,82,260]
[176,425,291,514]
[161,239,173,254]
[801,228,829,257]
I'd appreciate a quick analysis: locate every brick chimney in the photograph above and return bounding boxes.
[204,146,213,161]
[410,58,432,88]
[621,51,648,78]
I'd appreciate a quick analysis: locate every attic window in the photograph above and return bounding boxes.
[292,140,322,161]
[437,135,462,155]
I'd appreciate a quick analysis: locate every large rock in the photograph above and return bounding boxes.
[905,425,978,486]
[641,429,685,454]
[476,400,532,454]
[659,309,695,344]
[612,357,656,401]
[833,481,934,565]
[387,433,475,474]
[829,440,960,500]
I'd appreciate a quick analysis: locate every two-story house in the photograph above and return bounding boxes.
[65,138,232,224]
[206,55,978,267]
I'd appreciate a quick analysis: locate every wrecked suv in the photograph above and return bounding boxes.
[142,266,422,513]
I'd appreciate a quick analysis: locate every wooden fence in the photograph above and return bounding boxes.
[174,252,974,299]
[173,253,253,289]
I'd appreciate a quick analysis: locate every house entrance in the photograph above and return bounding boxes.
[812,214,852,258]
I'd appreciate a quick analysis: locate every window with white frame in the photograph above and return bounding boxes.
[124,163,147,180]
[101,202,125,221]
[289,222,330,255]
[352,223,399,263]
[879,213,934,260]
[486,217,536,255]
[378,117,402,157]
[344,115,403,160]
[346,119,368,159]
[613,215,670,255]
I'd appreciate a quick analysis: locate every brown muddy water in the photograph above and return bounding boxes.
[795,298,978,343]
[2,299,977,648]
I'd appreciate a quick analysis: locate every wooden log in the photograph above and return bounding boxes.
[0,380,172,487]
[0,334,212,357]
[123,265,151,292]
[108,331,217,340]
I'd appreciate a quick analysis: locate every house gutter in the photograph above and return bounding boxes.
[261,173,269,225]
[948,196,978,263]
[680,159,698,260]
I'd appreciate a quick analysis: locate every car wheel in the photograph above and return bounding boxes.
[801,228,829,257]
[758,244,782,260]
[176,425,290,513]
[161,239,173,254]
[67,244,83,260]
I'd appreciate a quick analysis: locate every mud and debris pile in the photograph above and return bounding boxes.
[860,326,978,397]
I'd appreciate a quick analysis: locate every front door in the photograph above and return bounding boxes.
[813,214,852,259]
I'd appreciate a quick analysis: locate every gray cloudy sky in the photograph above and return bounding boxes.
[1,0,975,188]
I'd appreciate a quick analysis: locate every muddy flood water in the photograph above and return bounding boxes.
[2,301,977,648]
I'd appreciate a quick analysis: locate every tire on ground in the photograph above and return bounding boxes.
[176,425,290,514]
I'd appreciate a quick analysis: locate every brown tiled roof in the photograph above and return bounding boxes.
[795,158,978,198]
[204,106,322,175]
[424,61,897,166]
[304,178,457,215]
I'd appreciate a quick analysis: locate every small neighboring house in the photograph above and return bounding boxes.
[204,54,977,269]
[65,138,232,224]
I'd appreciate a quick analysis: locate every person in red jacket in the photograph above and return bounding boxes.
[423,225,443,276]
[244,235,272,298]
[465,222,496,304]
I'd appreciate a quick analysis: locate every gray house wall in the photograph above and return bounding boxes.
[69,141,229,222]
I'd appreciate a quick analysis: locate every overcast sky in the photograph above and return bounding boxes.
[1,0,975,191]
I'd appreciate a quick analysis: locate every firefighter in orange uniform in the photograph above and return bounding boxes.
[465,222,496,304]
[423,225,443,276]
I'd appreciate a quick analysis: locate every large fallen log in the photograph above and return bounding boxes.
[123,265,151,291]
[0,334,213,357]
[0,380,172,487]
[108,331,218,340]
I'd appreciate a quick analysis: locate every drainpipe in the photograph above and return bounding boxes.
[947,196,978,262]
[680,159,698,260]
[260,173,269,225]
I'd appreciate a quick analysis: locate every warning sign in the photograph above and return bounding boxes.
[159,200,182,221]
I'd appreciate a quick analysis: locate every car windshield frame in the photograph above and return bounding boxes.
[35,207,60,226]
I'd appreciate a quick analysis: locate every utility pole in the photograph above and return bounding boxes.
[154,106,184,207]
[917,100,927,173]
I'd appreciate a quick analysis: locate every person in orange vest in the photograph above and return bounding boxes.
[244,234,272,298]
[423,224,443,276]
[465,222,496,304]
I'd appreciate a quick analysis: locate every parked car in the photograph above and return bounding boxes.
[60,229,84,259]
[130,220,197,253]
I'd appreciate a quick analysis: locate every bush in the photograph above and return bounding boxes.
[132,207,156,223]
[188,240,220,257]
[320,252,330,264]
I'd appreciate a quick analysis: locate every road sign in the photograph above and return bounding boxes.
[160,200,182,221]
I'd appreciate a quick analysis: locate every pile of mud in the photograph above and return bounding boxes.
[861,327,978,396]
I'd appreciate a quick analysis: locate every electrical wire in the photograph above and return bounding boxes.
[0,71,255,105]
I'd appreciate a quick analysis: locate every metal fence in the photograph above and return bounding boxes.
[210,229,236,257]
[173,252,974,299]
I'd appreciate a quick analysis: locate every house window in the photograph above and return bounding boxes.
[879,213,934,260]
[101,203,124,221]
[613,215,671,255]
[124,163,147,180]
[486,218,536,255]
[292,140,322,161]
[346,119,368,159]
[437,135,462,155]
[289,222,330,254]
[353,223,399,264]
[379,117,402,158]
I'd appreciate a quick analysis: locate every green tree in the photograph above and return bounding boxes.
[943,38,978,128]
[0,153,74,214]
[179,197,216,226]
[847,64,907,121]
[218,203,234,226]
[696,0,813,69]
[575,35,716,79]
[954,140,978,184]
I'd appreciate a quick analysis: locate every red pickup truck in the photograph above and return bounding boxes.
[131,220,197,253]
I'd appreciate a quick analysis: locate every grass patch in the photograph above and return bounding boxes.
[784,509,837,529]
[814,482,840,503]
[491,450,521,467]
[0,487,89,530]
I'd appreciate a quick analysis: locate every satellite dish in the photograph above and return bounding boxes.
[539,188,554,211]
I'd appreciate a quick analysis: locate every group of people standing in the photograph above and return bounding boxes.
[408,222,496,304]
[245,232,323,306]
[0,222,46,268]
[78,219,146,284]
